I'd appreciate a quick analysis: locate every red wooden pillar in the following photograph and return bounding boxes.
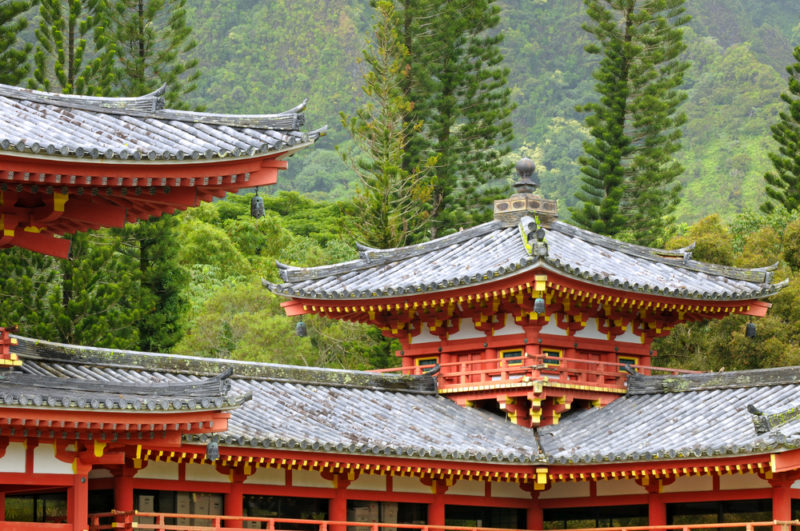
[428,480,448,531]
[527,493,542,530]
[330,475,350,531]
[114,467,135,513]
[771,475,792,531]
[226,474,245,528]
[72,471,90,531]
[647,485,666,531]
[0,491,5,521]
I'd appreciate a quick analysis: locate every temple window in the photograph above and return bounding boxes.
[5,490,68,523]
[244,495,328,530]
[446,505,526,529]
[543,504,648,529]
[501,349,524,366]
[667,499,771,525]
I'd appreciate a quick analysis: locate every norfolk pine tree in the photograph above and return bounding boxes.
[30,0,115,95]
[112,0,199,109]
[762,45,800,214]
[396,0,514,237]
[340,1,433,249]
[572,0,689,245]
[0,0,32,85]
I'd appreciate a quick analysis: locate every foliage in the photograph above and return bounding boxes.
[0,0,31,85]
[339,1,433,248]
[397,0,515,236]
[111,0,200,107]
[30,0,115,95]
[657,211,800,371]
[572,0,689,246]
[762,45,800,213]
[0,231,141,348]
[116,215,189,352]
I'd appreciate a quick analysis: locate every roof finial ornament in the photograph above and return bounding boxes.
[514,157,539,194]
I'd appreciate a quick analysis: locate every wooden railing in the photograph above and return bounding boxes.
[0,523,70,531]
[87,513,798,531]
[372,354,697,392]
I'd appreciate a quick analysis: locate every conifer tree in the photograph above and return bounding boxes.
[572,0,689,245]
[396,0,514,237]
[340,1,433,249]
[0,0,32,85]
[112,0,199,108]
[29,0,115,95]
[762,45,800,214]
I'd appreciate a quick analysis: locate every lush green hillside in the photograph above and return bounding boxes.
[184,1,800,220]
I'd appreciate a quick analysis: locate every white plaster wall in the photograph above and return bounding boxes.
[410,323,439,344]
[495,315,525,337]
[33,443,72,474]
[135,461,179,480]
[615,325,641,343]
[539,481,591,500]
[393,475,430,493]
[540,319,566,336]
[574,318,607,340]
[448,318,486,341]
[448,479,485,496]
[596,479,646,496]
[89,469,113,479]
[245,467,285,485]
[719,473,771,490]
[661,475,713,493]
[350,473,387,492]
[491,481,530,499]
[293,469,332,488]
[0,442,26,473]
[185,462,227,483]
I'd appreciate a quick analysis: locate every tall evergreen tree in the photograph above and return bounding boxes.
[397,0,515,237]
[572,0,689,246]
[340,0,433,249]
[29,0,115,95]
[762,45,800,214]
[0,0,32,85]
[111,0,199,108]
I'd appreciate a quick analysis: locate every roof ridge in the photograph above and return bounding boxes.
[13,335,436,395]
[0,82,305,130]
[628,366,800,395]
[276,220,507,283]
[551,221,774,284]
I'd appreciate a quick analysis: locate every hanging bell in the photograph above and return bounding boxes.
[533,297,546,314]
[296,321,308,337]
[745,322,756,338]
[250,193,265,219]
[206,438,220,461]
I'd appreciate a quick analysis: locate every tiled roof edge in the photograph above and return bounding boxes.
[0,83,306,130]
[552,222,774,284]
[276,221,506,283]
[13,335,436,395]
[628,366,800,395]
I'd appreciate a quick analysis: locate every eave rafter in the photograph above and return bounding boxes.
[282,269,769,342]
[0,154,289,258]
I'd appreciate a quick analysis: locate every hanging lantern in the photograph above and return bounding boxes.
[250,189,265,219]
[206,438,220,461]
[533,297,546,314]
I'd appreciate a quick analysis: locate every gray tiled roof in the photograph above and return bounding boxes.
[538,367,800,464]
[14,336,538,464]
[0,83,325,161]
[0,369,245,412]
[267,218,781,301]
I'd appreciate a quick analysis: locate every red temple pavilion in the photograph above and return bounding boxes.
[0,85,799,531]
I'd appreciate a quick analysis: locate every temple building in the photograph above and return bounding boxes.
[0,85,799,531]
[267,158,782,427]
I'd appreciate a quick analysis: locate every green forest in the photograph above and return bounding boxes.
[2,0,800,372]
